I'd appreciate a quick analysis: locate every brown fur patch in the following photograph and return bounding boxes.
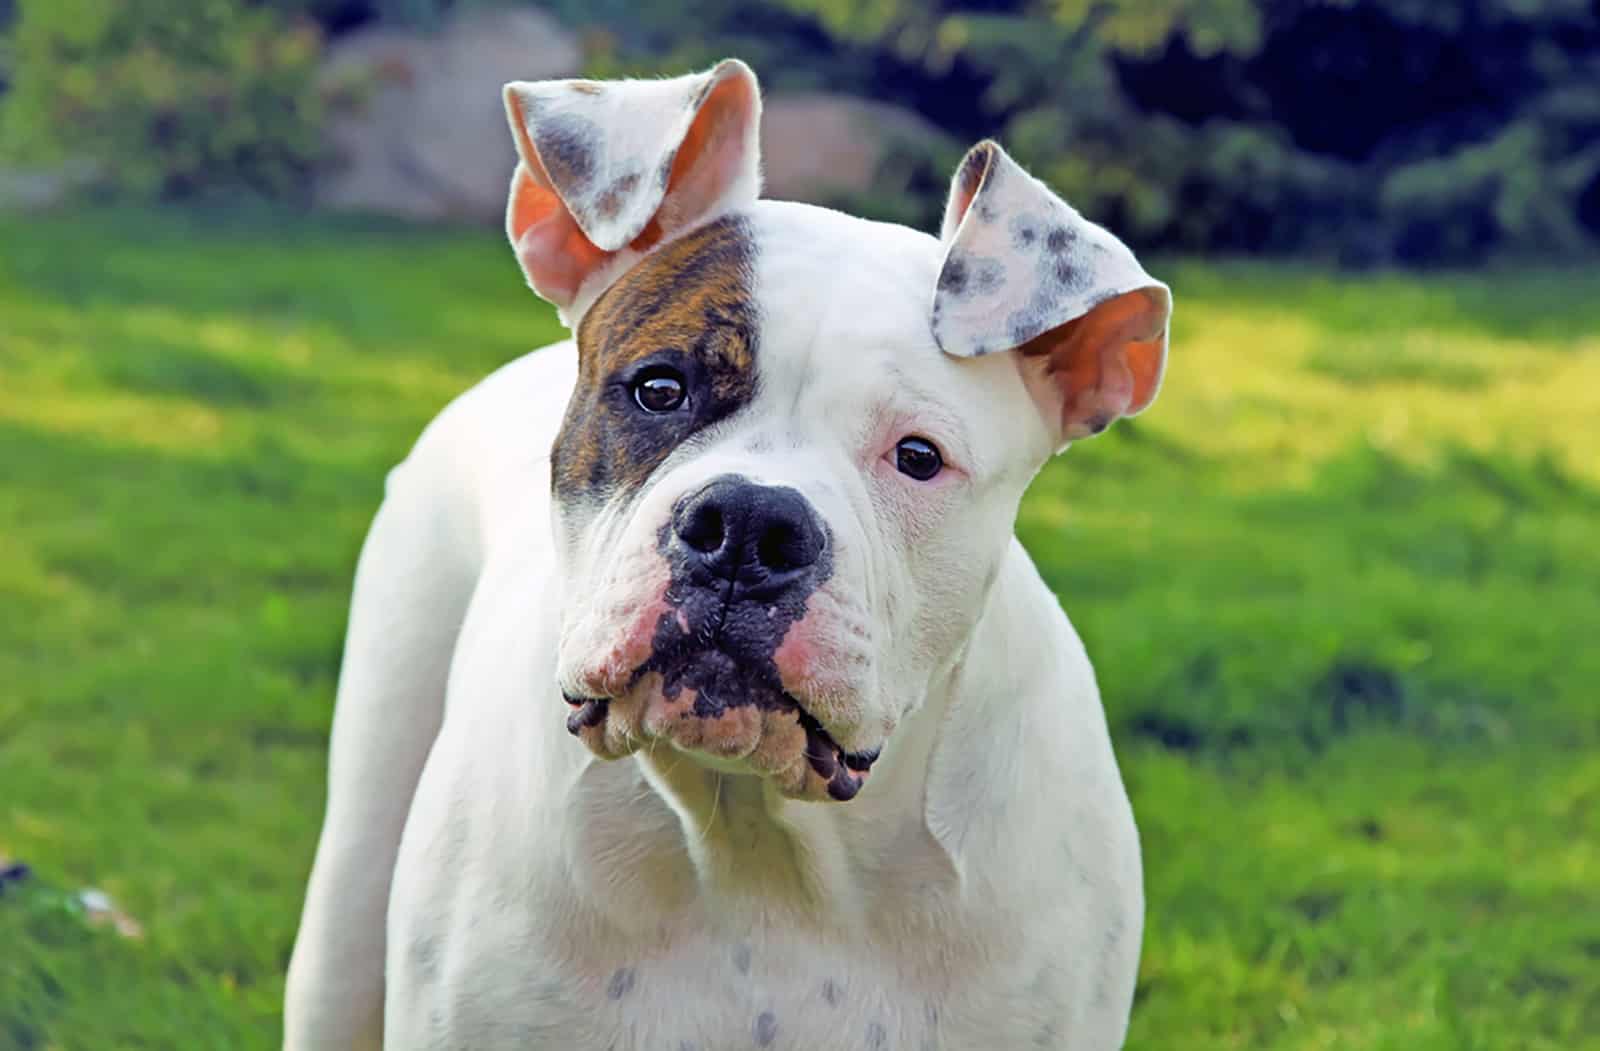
[553,215,758,502]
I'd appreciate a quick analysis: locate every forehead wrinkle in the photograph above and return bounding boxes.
[878,362,975,464]
[743,199,968,453]
[746,201,940,359]
[762,254,936,414]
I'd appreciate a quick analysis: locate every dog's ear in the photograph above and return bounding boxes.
[503,60,762,321]
[932,141,1171,448]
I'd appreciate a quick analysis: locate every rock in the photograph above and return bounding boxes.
[314,7,582,223]
[0,162,98,213]
[77,887,144,940]
[758,93,950,204]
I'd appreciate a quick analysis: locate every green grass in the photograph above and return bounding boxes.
[1,207,1597,1049]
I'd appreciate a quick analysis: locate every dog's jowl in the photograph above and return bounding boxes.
[285,58,1170,1051]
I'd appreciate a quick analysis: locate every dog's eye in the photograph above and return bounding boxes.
[894,436,943,481]
[631,368,687,413]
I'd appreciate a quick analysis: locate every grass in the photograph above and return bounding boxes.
[1,206,1596,1049]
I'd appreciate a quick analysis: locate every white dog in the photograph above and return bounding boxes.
[284,59,1170,1050]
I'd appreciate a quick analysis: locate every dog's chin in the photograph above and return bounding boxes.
[562,648,880,803]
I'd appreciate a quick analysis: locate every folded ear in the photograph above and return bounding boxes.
[931,141,1172,447]
[503,59,762,321]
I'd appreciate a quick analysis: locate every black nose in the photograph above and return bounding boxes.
[671,476,825,592]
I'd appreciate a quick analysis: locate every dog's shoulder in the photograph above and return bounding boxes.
[384,340,578,570]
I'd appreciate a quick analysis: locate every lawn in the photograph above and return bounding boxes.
[1,207,1596,1050]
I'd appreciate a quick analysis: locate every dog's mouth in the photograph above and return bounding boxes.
[562,645,879,802]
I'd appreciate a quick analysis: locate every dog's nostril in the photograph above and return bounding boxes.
[756,520,817,572]
[679,502,725,554]
[673,476,824,582]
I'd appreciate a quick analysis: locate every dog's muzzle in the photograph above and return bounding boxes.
[564,475,879,801]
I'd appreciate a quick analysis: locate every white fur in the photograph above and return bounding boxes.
[504,61,763,325]
[932,141,1170,361]
[283,198,1145,1050]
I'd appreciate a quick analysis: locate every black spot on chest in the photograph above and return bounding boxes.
[606,966,636,999]
[553,217,759,505]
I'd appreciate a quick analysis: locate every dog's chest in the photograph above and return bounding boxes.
[385,764,1078,1049]
[391,911,1077,1051]
[406,936,942,1050]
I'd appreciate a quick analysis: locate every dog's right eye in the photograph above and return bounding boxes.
[894,436,944,481]
[631,368,687,413]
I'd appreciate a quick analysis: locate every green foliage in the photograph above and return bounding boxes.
[1382,84,1600,261]
[0,0,325,199]
[1049,0,1261,56]
[2,207,1599,1048]
[4,0,1590,260]
[554,0,1600,262]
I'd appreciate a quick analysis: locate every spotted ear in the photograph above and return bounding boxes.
[503,59,762,321]
[932,141,1172,446]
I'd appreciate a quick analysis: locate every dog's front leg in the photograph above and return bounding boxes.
[283,447,479,1050]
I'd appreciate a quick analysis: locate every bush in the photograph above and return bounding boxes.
[0,0,325,200]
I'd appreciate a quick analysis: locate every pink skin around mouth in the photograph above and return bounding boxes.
[566,584,875,801]
[573,578,674,699]
[772,608,857,712]
[772,626,820,689]
[588,569,828,705]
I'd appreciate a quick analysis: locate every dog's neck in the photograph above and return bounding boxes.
[553,542,1065,944]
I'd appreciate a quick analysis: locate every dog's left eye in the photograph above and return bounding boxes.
[894,436,943,481]
[631,368,687,413]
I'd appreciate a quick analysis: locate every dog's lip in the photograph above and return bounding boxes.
[563,692,611,734]
[561,687,881,800]
[792,703,879,801]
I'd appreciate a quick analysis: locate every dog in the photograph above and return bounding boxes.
[283,59,1170,1050]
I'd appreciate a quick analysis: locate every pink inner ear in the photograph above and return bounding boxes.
[508,164,615,306]
[650,71,758,237]
[940,141,995,241]
[504,90,618,306]
[948,173,980,229]
[1021,289,1169,440]
[503,67,759,308]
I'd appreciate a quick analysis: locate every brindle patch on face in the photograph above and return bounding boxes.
[553,216,759,504]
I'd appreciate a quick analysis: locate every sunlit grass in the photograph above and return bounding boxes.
[1,208,1596,1049]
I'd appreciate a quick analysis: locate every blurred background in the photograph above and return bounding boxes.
[6,0,1600,260]
[0,1,1596,1048]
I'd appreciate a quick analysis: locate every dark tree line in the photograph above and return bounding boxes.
[5,0,1597,263]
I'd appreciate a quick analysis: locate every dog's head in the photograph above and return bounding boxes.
[504,61,1170,802]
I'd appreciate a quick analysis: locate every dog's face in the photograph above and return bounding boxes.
[503,62,1170,801]
[549,206,1049,801]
